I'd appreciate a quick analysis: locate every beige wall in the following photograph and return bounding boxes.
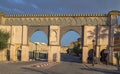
[82,25,109,63]
[11,26,22,44]
[29,42,49,53]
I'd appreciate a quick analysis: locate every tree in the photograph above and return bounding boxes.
[72,38,82,56]
[0,30,10,50]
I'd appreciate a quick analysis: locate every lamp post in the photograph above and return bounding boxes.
[92,39,95,66]
[34,42,39,60]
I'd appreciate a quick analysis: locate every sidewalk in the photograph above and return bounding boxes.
[84,64,120,74]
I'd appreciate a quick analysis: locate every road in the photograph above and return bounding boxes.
[0,54,118,74]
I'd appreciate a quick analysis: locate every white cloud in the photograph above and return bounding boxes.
[7,0,25,4]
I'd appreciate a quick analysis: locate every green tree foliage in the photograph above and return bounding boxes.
[0,30,10,50]
[72,41,82,56]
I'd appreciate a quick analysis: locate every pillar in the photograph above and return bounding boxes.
[108,11,119,64]
[21,45,29,61]
[21,25,29,61]
[82,46,88,63]
[48,26,60,62]
[10,45,17,61]
[82,26,88,63]
[48,46,60,62]
[96,46,100,58]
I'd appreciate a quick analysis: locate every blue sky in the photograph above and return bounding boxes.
[1,0,120,46]
[0,0,120,14]
[30,31,80,46]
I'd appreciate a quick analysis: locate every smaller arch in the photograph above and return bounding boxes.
[28,19,33,25]
[37,18,41,25]
[5,19,9,25]
[76,18,81,25]
[47,18,51,25]
[14,19,19,25]
[19,18,23,25]
[87,49,94,63]
[51,19,56,25]
[67,18,72,25]
[82,18,87,25]
[17,19,22,25]
[56,18,61,25]
[71,18,77,25]
[97,18,102,25]
[61,18,66,25]
[100,49,108,64]
[9,19,14,25]
[24,19,28,25]
[94,18,98,25]
[41,19,47,25]
[87,18,93,25]
[33,19,38,25]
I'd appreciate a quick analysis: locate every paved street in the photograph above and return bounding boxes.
[0,54,119,74]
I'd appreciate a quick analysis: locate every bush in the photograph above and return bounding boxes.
[0,30,10,50]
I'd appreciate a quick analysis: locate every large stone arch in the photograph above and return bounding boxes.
[28,26,49,40]
[60,26,82,43]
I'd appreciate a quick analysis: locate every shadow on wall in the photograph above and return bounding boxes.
[87,26,108,40]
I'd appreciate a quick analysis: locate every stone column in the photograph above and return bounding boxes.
[82,46,88,63]
[10,45,17,61]
[21,45,29,61]
[108,11,118,64]
[82,26,88,63]
[21,25,29,61]
[48,26,60,62]
[96,25,100,63]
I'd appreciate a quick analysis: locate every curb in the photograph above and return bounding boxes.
[84,64,120,74]
[31,62,58,68]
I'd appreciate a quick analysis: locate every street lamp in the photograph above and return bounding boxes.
[92,39,95,66]
[34,42,40,60]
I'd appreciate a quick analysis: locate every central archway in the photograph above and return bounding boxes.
[61,30,81,46]
[60,29,82,62]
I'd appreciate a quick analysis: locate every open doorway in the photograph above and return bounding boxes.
[29,30,48,61]
[61,30,82,63]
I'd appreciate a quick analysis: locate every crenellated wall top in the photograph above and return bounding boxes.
[5,14,107,17]
[1,10,120,26]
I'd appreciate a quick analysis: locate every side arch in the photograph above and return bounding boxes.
[28,26,49,40]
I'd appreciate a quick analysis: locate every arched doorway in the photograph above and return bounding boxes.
[61,30,82,62]
[29,30,48,61]
[100,49,108,64]
[87,49,96,63]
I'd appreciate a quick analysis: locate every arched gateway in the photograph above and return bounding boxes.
[0,11,120,64]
